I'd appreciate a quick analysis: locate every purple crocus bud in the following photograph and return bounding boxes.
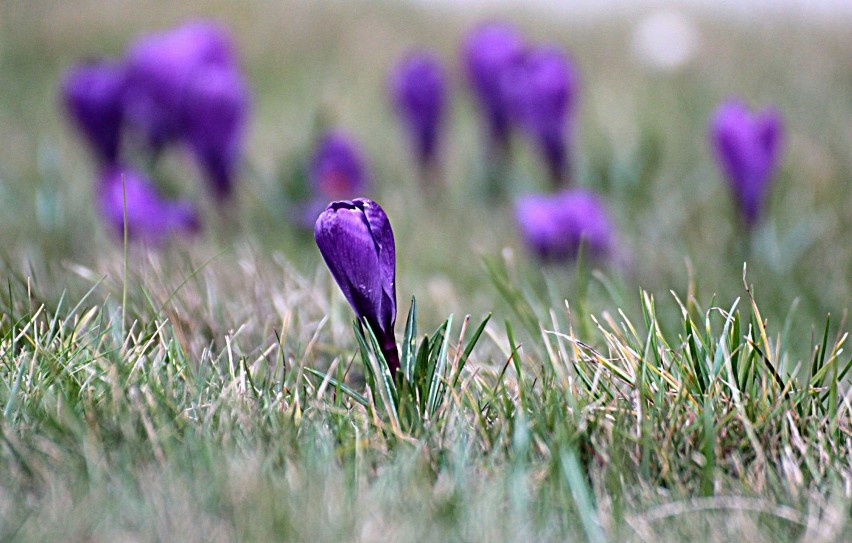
[710,99,783,226]
[314,198,399,377]
[515,189,613,262]
[123,20,237,149]
[462,23,526,149]
[61,61,127,163]
[183,65,250,201]
[389,51,447,169]
[310,131,369,200]
[502,46,579,186]
[97,165,200,243]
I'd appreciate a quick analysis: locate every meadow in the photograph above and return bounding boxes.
[0,1,850,541]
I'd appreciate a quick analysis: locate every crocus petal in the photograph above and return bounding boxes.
[758,108,784,168]
[183,65,250,200]
[62,61,127,163]
[356,198,397,330]
[515,193,566,260]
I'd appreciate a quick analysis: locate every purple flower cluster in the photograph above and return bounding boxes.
[462,23,579,186]
[62,20,249,241]
[309,23,790,381]
[296,131,370,227]
[502,46,579,186]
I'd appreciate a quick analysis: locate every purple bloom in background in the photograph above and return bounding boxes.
[462,23,526,148]
[183,65,250,201]
[61,61,127,163]
[310,131,369,200]
[123,20,238,149]
[503,46,579,186]
[710,99,783,226]
[389,51,447,169]
[315,198,400,377]
[98,165,200,243]
[515,189,613,262]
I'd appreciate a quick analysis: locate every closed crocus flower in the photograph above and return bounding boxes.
[710,99,783,227]
[61,61,127,163]
[515,189,613,262]
[462,23,526,149]
[503,46,578,186]
[98,165,200,243]
[183,65,250,201]
[315,198,400,377]
[310,131,369,200]
[389,51,447,170]
[123,20,237,149]
[294,132,370,229]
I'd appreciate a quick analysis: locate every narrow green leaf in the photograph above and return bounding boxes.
[811,314,831,382]
[452,313,491,388]
[401,296,417,384]
[427,315,453,416]
[560,448,607,543]
[361,318,401,428]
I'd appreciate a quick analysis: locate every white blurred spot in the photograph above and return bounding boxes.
[632,11,699,72]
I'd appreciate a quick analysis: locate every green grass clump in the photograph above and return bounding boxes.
[0,251,849,541]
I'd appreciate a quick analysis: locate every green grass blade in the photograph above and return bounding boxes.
[560,448,607,543]
[452,312,491,388]
[303,366,369,407]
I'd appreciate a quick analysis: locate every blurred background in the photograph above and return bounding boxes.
[0,0,849,361]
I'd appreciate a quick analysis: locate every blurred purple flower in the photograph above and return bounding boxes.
[123,20,239,149]
[61,61,127,163]
[515,189,613,262]
[98,165,200,243]
[310,131,369,200]
[183,65,250,201]
[389,51,447,169]
[502,46,579,185]
[315,198,399,376]
[462,23,526,148]
[710,99,783,226]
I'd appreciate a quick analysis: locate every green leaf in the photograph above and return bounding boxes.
[352,321,376,394]
[401,296,417,384]
[361,318,401,429]
[427,315,453,416]
[560,448,607,543]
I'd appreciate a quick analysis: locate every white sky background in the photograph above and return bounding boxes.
[413,0,852,20]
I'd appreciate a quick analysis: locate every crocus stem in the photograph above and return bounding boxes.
[381,339,401,381]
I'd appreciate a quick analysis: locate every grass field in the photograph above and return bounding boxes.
[0,1,850,541]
